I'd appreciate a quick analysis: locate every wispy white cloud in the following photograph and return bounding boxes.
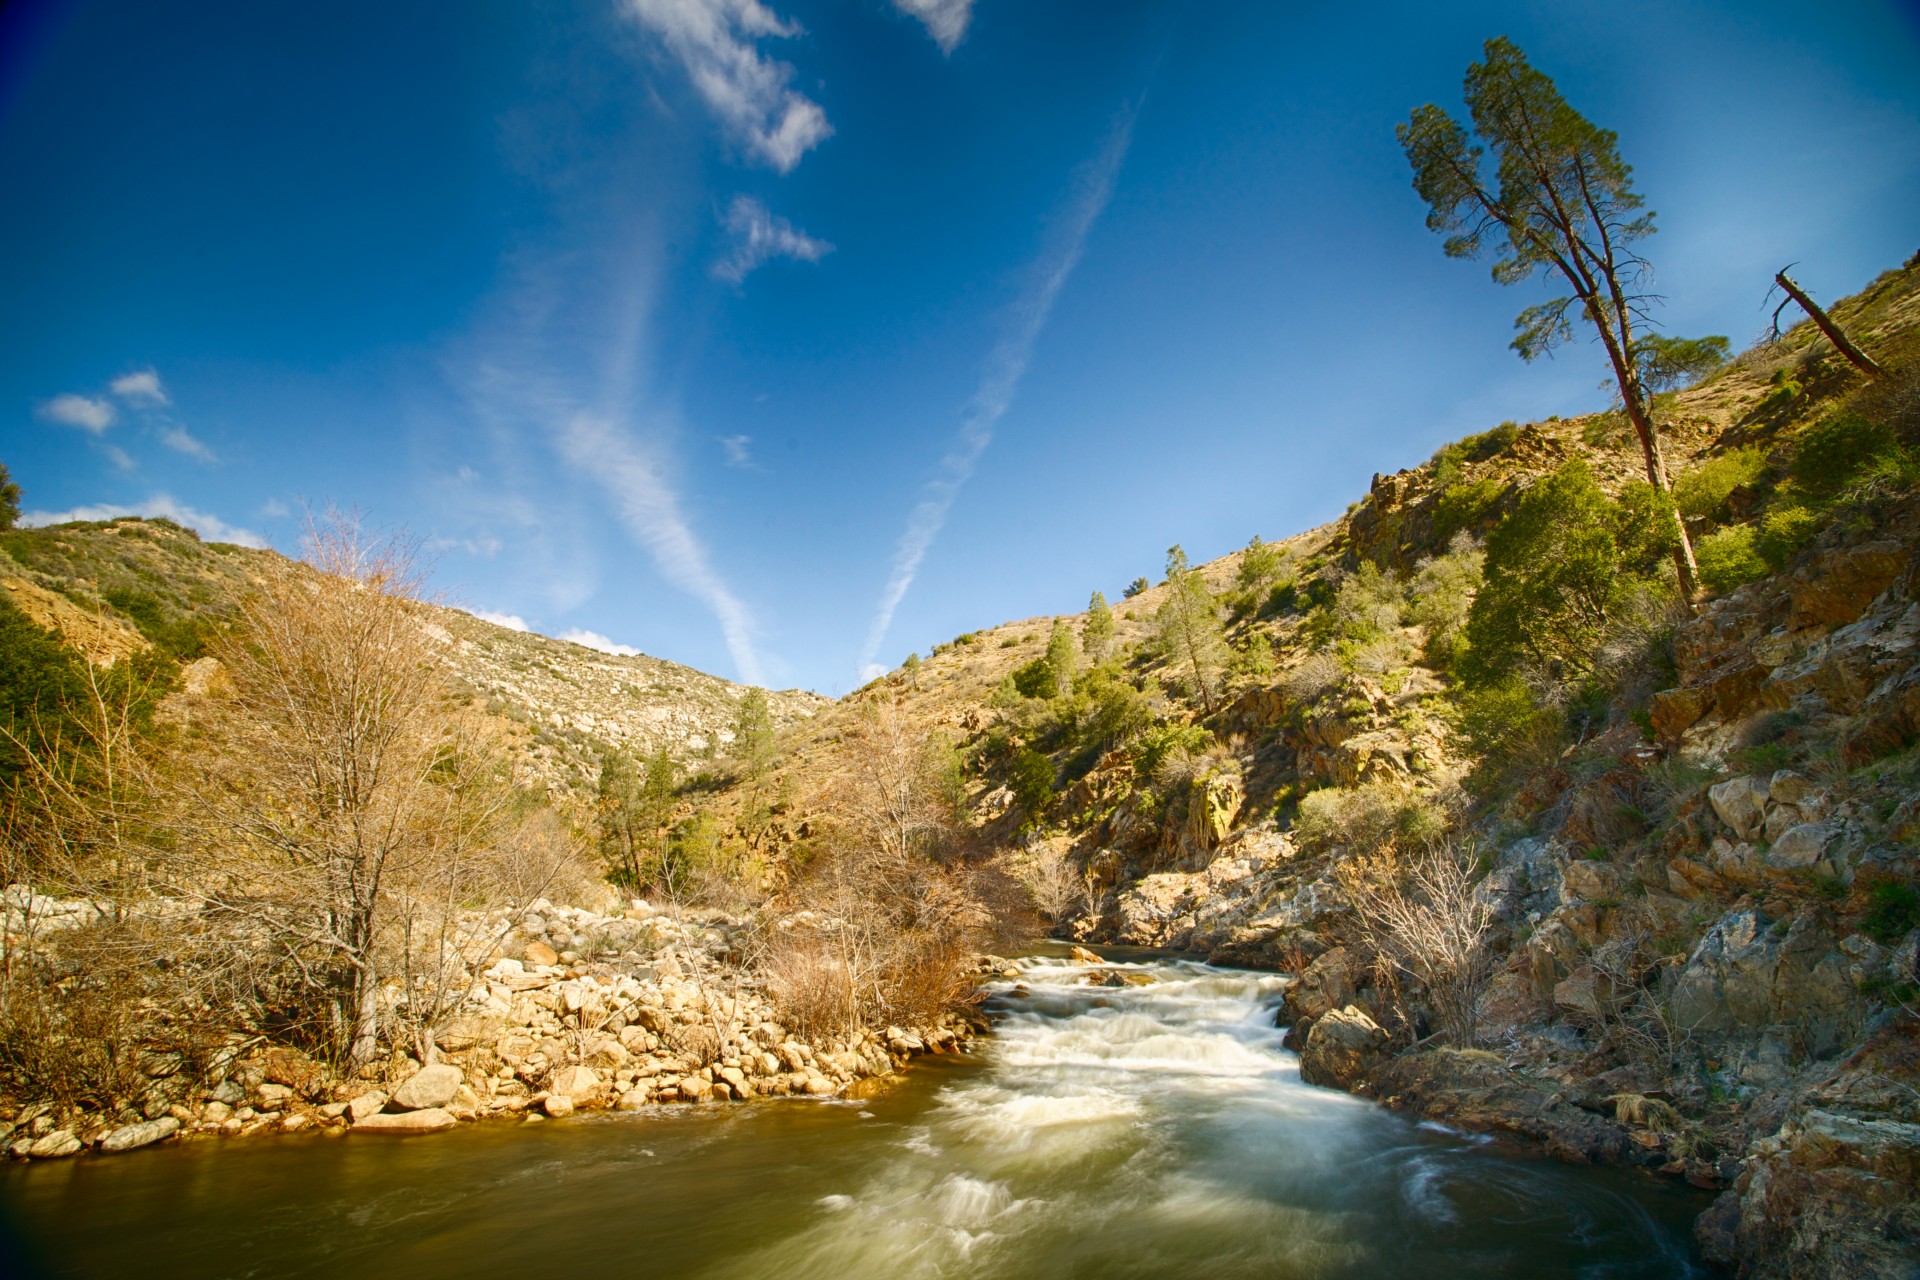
[713,194,832,284]
[890,0,975,53]
[622,0,832,173]
[258,498,291,519]
[430,533,505,557]
[560,626,642,657]
[22,495,269,548]
[109,368,168,405]
[719,433,755,467]
[158,424,216,462]
[39,393,116,433]
[472,608,531,632]
[857,109,1137,679]
[557,412,765,684]
[103,444,136,472]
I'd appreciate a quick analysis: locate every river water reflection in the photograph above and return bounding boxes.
[0,948,1714,1278]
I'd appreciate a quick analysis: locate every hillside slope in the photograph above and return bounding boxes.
[701,253,1920,1280]
[0,521,825,799]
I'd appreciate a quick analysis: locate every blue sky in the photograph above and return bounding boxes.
[3,0,1917,693]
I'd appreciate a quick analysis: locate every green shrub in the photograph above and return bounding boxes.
[1674,448,1766,521]
[1791,412,1898,500]
[1432,476,1506,543]
[1453,676,1563,792]
[1007,748,1056,822]
[1293,780,1445,853]
[1755,505,1821,570]
[1759,368,1802,413]
[1462,462,1673,686]
[1458,422,1521,462]
[1694,525,1769,594]
[1132,721,1213,781]
[1861,882,1920,945]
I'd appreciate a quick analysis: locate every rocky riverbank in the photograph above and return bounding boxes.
[1,894,988,1163]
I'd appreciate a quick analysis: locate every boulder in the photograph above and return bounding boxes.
[390,1064,465,1111]
[540,1094,575,1117]
[1068,945,1103,963]
[28,1130,82,1159]
[1298,1005,1387,1091]
[1649,686,1713,739]
[1708,776,1769,841]
[1697,1020,1920,1279]
[548,1064,604,1104]
[523,940,560,967]
[1767,822,1833,871]
[1553,964,1617,1020]
[1769,770,1814,806]
[346,1091,389,1122]
[101,1117,179,1154]
[1287,946,1358,1022]
[353,1108,457,1134]
[1671,910,1858,1053]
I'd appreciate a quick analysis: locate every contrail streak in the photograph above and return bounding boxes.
[857,108,1137,678]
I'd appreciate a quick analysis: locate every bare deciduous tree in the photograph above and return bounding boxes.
[1336,839,1494,1047]
[171,514,505,1070]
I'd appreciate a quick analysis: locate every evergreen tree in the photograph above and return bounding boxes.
[1082,590,1115,663]
[1044,618,1077,699]
[1153,545,1229,712]
[0,462,19,531]
[1123,577,1150,599]
[1462,460,1673,685]
[732,687,775,781]
[1399,37,1712,596]
[1237,535,1283,591]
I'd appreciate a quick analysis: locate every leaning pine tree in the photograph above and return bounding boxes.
[1399,37,1724,598]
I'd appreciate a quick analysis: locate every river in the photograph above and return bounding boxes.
[0,948,1714,1278]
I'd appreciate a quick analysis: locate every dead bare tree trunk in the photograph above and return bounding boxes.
[1774,271,1886,379]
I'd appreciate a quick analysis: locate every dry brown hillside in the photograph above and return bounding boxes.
[0,519,825,800]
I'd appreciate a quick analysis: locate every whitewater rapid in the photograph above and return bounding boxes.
[708,950,1706,1279]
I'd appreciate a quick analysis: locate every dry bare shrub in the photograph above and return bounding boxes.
[1280,652,1343,705]
[1336,839,1494,1046]
[1013,843,1080,922]
[383,805,588,1061]
[760,700,991,1037]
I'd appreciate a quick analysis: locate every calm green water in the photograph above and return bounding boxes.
[0,950,1715,1279]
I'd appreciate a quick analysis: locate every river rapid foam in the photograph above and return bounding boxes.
[710,950,1708,1280]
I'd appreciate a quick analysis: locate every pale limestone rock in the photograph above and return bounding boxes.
[353,1108,457,1134]
[346,1091,388,1122]
[101,1117,178,1153]
[390,1064,464,1111]
[548,1064,603,1103]
[28,1130,81,1158]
